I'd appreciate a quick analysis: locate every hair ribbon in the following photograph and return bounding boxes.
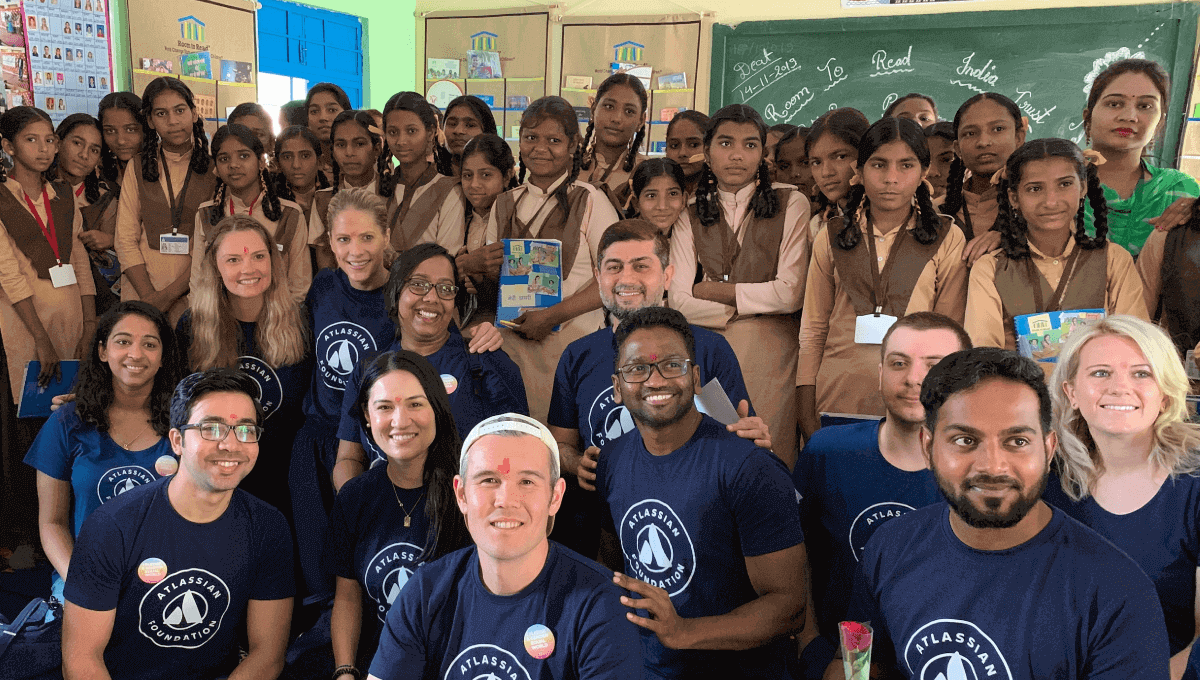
[622,178,635,211]
[367,124,383,137]
[989,166,1008,186]
[686,153,706,164]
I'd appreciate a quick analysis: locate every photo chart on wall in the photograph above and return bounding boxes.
[22,0,113,121]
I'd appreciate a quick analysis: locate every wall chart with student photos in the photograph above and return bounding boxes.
[21,0,113,122]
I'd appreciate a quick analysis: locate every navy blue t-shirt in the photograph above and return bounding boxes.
[305,268,395,425]
[848,503,1170,679]
[1044,471,1200,656]
[547,325,752,449]
[64,477,295,680]
[325,465,432,665]
[596,416,804,679]
[793,420,940,637]
[336,327,529,464]
[369,542,643,680]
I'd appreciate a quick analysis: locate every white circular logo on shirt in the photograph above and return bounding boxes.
[618,500,696,597]
[444,644,532,680]
[586,386,636,448]
[316,321,378,390]
[238,356,282,420]
[96,465,155,502]
[138,568,231,649]
[363,542,422,622]
[847,502,916,562]
[903,619,1013,680]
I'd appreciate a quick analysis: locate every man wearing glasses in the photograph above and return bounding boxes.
[596,306,808,680]
[62,369,295,680]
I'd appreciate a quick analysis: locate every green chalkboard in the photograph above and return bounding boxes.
[710,3,1199,166]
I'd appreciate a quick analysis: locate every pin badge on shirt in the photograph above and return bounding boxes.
[155,455,178,476]
[524,624,555,659]
[160,233,190,255]
[138,557,168,584]
[441,373,458,395]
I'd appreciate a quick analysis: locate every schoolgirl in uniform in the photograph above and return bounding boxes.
[442,95,497,159]
[884,93,939,127]
[1137,199,1200,357]
[52,113,114,313]
[377,92,464,253]
[273,124,331,245]
[766,123,795,177]
[192,123,311,302]
[455,133,517,326]
[580,73,647,209]
[665,109,710,196]
[306,82,352,173]
[965,138,1147,355]
[114,77,215,323]
[798,117,967,438]
[773,125,813,207]
[309,110,383,268]
[227,102,275,163]
[484,96,620,422]
[668,104,811,467]
[923,122,956,200]
[624,157,688,235]
[806,108,870,248]
[1082,58,1200,256]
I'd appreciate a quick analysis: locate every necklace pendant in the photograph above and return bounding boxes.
[404,516,411,528]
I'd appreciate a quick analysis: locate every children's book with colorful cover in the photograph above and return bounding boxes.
[496,239,562,332]
[1014,309,1105,364]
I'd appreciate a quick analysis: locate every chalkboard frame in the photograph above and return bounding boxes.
[710,3,1199,167]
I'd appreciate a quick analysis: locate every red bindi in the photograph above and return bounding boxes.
[243,247,248,254]
[229,414,238,420]
[650,354,657,361]
[498,457,510,474]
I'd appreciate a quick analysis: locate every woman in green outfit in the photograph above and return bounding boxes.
[1082,58,1199,257]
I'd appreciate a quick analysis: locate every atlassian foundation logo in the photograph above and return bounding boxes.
[903,619,1013,680]
[444,644,532,680]
[317,321,378,390]
[586,386,636,448]
[138,568,231,649]
[364,542,422,621]
[618,500,695,596]
[96,465,155,501]
[848,502,916,562]
[238,356,283,419]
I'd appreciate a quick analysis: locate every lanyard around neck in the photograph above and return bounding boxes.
[22,187,60,264]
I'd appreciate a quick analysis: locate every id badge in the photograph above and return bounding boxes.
[160,233,190,255]
[855,313,898,344]
[48,263,77,288]
[276,243,284,252]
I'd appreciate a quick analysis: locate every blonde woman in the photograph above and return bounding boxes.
[1045,315,1200,680]
[175,214,309,514]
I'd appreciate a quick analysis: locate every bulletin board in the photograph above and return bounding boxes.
[422,8,548,150]
[560,15,701,156]
[21,0,113,123]
[124,0,256,136]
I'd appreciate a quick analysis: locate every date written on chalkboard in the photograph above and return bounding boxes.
[739,57,800,104]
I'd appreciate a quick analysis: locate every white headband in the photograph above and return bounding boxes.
[459,413,560,479]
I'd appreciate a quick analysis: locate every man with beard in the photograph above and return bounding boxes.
[547,219,767,557]
[596,307,807,679]
[830,348,1169,679]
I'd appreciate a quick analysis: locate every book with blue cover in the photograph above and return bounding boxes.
[1014,309,1105,364]
[496,239,561,332]
[19,360,80,418]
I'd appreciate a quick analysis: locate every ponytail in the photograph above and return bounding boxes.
[912,180,941,245]
[209,178,227,225]
[554,142,584,217]
[625,123,647,173]
[835,185,867,251]
[1078,163,1108,250]
[261,168,283,222]
[941,155,966,220]
[749,158,780,220]
[189,117,210,175]
[579,120,596,171]
[994,174,1031,260]
[377,139,395,198]
[694,164,721,227]
[141,130,160,183]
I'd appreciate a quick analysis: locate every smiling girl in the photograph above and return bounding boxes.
[669,104,811,466]
[114,77,215,323]
[309,110,384,268]
[665,109,710,196]
[625,158,687,236]
[456,134,517,326]
[581,73,648,209]
[798,117,967,437]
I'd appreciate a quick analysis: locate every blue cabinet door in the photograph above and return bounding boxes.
[257,0,363,107]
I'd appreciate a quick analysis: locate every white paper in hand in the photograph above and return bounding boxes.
[694,377,740,426]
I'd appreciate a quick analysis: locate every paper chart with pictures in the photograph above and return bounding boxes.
[23,0,112,121]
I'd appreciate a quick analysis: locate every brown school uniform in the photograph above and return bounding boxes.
[583,148,642,214]
[799,211,967,418]
[191,194,313,302]
[114,149,217,323]
[1137,227,1200,356]
[385,164,465,253]
[935,179,998,242]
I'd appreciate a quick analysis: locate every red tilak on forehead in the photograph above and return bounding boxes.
[650,354,657,362]
[230,414,239,420]
[498,457,510,474]
[244,247,248,254]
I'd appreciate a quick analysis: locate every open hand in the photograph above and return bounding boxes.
[727,399,771,449]
[613,572,692,650]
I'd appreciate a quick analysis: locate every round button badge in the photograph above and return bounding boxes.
[155,455,178,476]
[523,623,555,660]
[137,557,168,584]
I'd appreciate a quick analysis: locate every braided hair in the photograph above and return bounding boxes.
[208,124,282,224]
[97,92,146,194]
[941,93,1022,222]
[378,91,450,198]
[694,104,780,228]
[460,133,517,234]
[50,113,102,203]
[837,117,941,251]
[139,77,210,184]
[581,73,648,174]
[625,158,686,219]
[994,138,1109,261]
[516,97,584,219]
[0,106,53,183]
[271,125,330,201]
[328,109,382,197]
[805,108,870,217]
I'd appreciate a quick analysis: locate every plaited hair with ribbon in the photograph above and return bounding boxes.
[941,93,1023,222]
[581,73,649,174]
[694,104,780,228]
[328,109,382,198]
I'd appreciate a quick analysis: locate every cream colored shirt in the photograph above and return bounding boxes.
[389,178,466,254]
[307,175,379,241]
[114,147,193,272]
[1135,228,1168,316]
[0,178,94,303]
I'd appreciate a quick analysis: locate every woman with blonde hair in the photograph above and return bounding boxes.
[175,214,310,513]
[1045,314,1200,679]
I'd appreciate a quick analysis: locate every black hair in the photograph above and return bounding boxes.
[271,125,331,201]
[837,116,940,250]
[0,106,53,182]
[625,157,686,219]
[993,138,1109,260]
[383,242,466,337]
[1084,59,1170,142]
[169,367,263,430]
[612,306,696,368]
[665,109,710,143]
[444,95,498,139]
[884,93,938,120]
[880,311,972,360]
[941,93,1022,221]
[769,123,797,135]
[280,100,308,128]
[76,301,180,437]
[328,109,381,197]
[50,112,102,202]
[139,77,210,183]
[378,91,451,197]
[924,121,955,143]
[920,347,1051,435]
[774,125,809,163]
[208,124,281,224]
[305,82,352,116]
[805,108,870,215]
[694,104,779,227]
[97,92,146,193]
[228,102,274,146]
[517,97,584,220]
[597,218,670,268]
[460,133,517,233]
[353,350,470,562]
[581,73,648,174]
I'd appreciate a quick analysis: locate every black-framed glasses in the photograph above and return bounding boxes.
[616,359,693,384]
[405,279,458,300]
[178,422,265,443]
